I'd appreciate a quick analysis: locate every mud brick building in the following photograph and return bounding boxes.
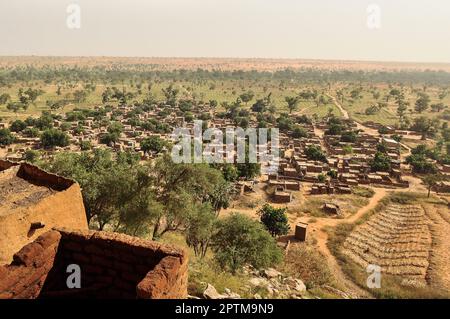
[0,161,188,299]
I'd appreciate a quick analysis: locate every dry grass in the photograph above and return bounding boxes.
[291,194,369,218]
[279,243,333,290]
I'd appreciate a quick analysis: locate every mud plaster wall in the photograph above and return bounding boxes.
[0,231,61,299]
[0,161,89,264]
[0,229,188,299]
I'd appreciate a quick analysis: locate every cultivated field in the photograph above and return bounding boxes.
[342,203,432,287]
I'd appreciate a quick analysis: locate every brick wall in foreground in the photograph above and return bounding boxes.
[0,229,188,299]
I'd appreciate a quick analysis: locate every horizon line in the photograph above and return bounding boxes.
[1,55,450,66]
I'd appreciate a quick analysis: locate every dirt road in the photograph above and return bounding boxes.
[296,188,387,298]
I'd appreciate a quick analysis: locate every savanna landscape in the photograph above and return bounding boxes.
[1,56,449,300]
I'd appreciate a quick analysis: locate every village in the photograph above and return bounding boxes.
[2,98,450,200]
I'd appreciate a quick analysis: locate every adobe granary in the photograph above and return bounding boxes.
[0,160,88,264]
[0,228,188,299]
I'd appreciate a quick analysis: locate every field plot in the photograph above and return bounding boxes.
[342,204,432,287]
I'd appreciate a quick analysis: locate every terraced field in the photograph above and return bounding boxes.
[342,204,432,287]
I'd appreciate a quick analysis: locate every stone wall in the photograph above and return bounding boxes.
[0,229,188,299]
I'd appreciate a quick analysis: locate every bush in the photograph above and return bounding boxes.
[352,186,375,198]
[211,213,282,274]
[24,150,39,163]
[281,244,333,289]
[292,126,308,138]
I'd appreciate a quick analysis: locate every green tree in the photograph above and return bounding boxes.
[0,93,11,105]
[10,120,27,132]
[186,203,217,258]
[285,96,299,114]
[141,136,165,155]
[415,93,430,113]
[258,204,290,237]
[239,91,254,106]
[162,84,179,106]
[0,128,15,146]
[370,152,391,172]
[24,150,40,163]
[40,129,69,148]
[305,145,327,163]
[73,90,88,103]
[292,126,308,138]
[211,213,282,274]
[422,174,441,198]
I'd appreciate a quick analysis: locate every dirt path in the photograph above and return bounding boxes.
[326,94,349,120]
[297,188,387,298]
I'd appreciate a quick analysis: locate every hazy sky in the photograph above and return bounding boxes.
[1,0,449,62]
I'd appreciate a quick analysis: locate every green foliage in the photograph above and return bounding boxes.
[44,149,154,231]
[340,130,358,143]
[211,213,282,274]
[414,93,430,113]
[285,96,299,113]
[305,145,327,163]
[40,128,69,148]
[23,127,40,137]
[327,169,338,179]
[141,136,166,155]
[258,204,290,237]
[292,125,308,138]
[10,120,26,132]
[24,150,40,163]
[80,140,92,151]
[0,128,15,146]
[239,91,254,105]
[0,93,11,105]
[370,151,391,172]
[317,173,327,183]
[185,203,217,258]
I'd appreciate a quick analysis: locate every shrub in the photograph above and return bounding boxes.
[211,213,282,274]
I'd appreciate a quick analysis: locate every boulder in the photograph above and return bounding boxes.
[249,277,269,287]
[285,277,307,292]
[262,268,282,279]
[203,284,226,299]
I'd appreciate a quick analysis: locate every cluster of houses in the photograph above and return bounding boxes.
[2,102,449,206]
[263,121,411,203]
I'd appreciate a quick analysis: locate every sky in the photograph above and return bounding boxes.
[0,0,449,63]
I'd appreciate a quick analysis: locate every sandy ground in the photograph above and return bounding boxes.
[2,56,450,72]
[298,188,387,298]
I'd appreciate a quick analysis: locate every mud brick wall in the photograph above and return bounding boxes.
[16,163,74,191]
[0,162,88,264]
[0,159,18,171]
[0,229,188,299]
[0,231,61,299]
[40,228,188,299]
